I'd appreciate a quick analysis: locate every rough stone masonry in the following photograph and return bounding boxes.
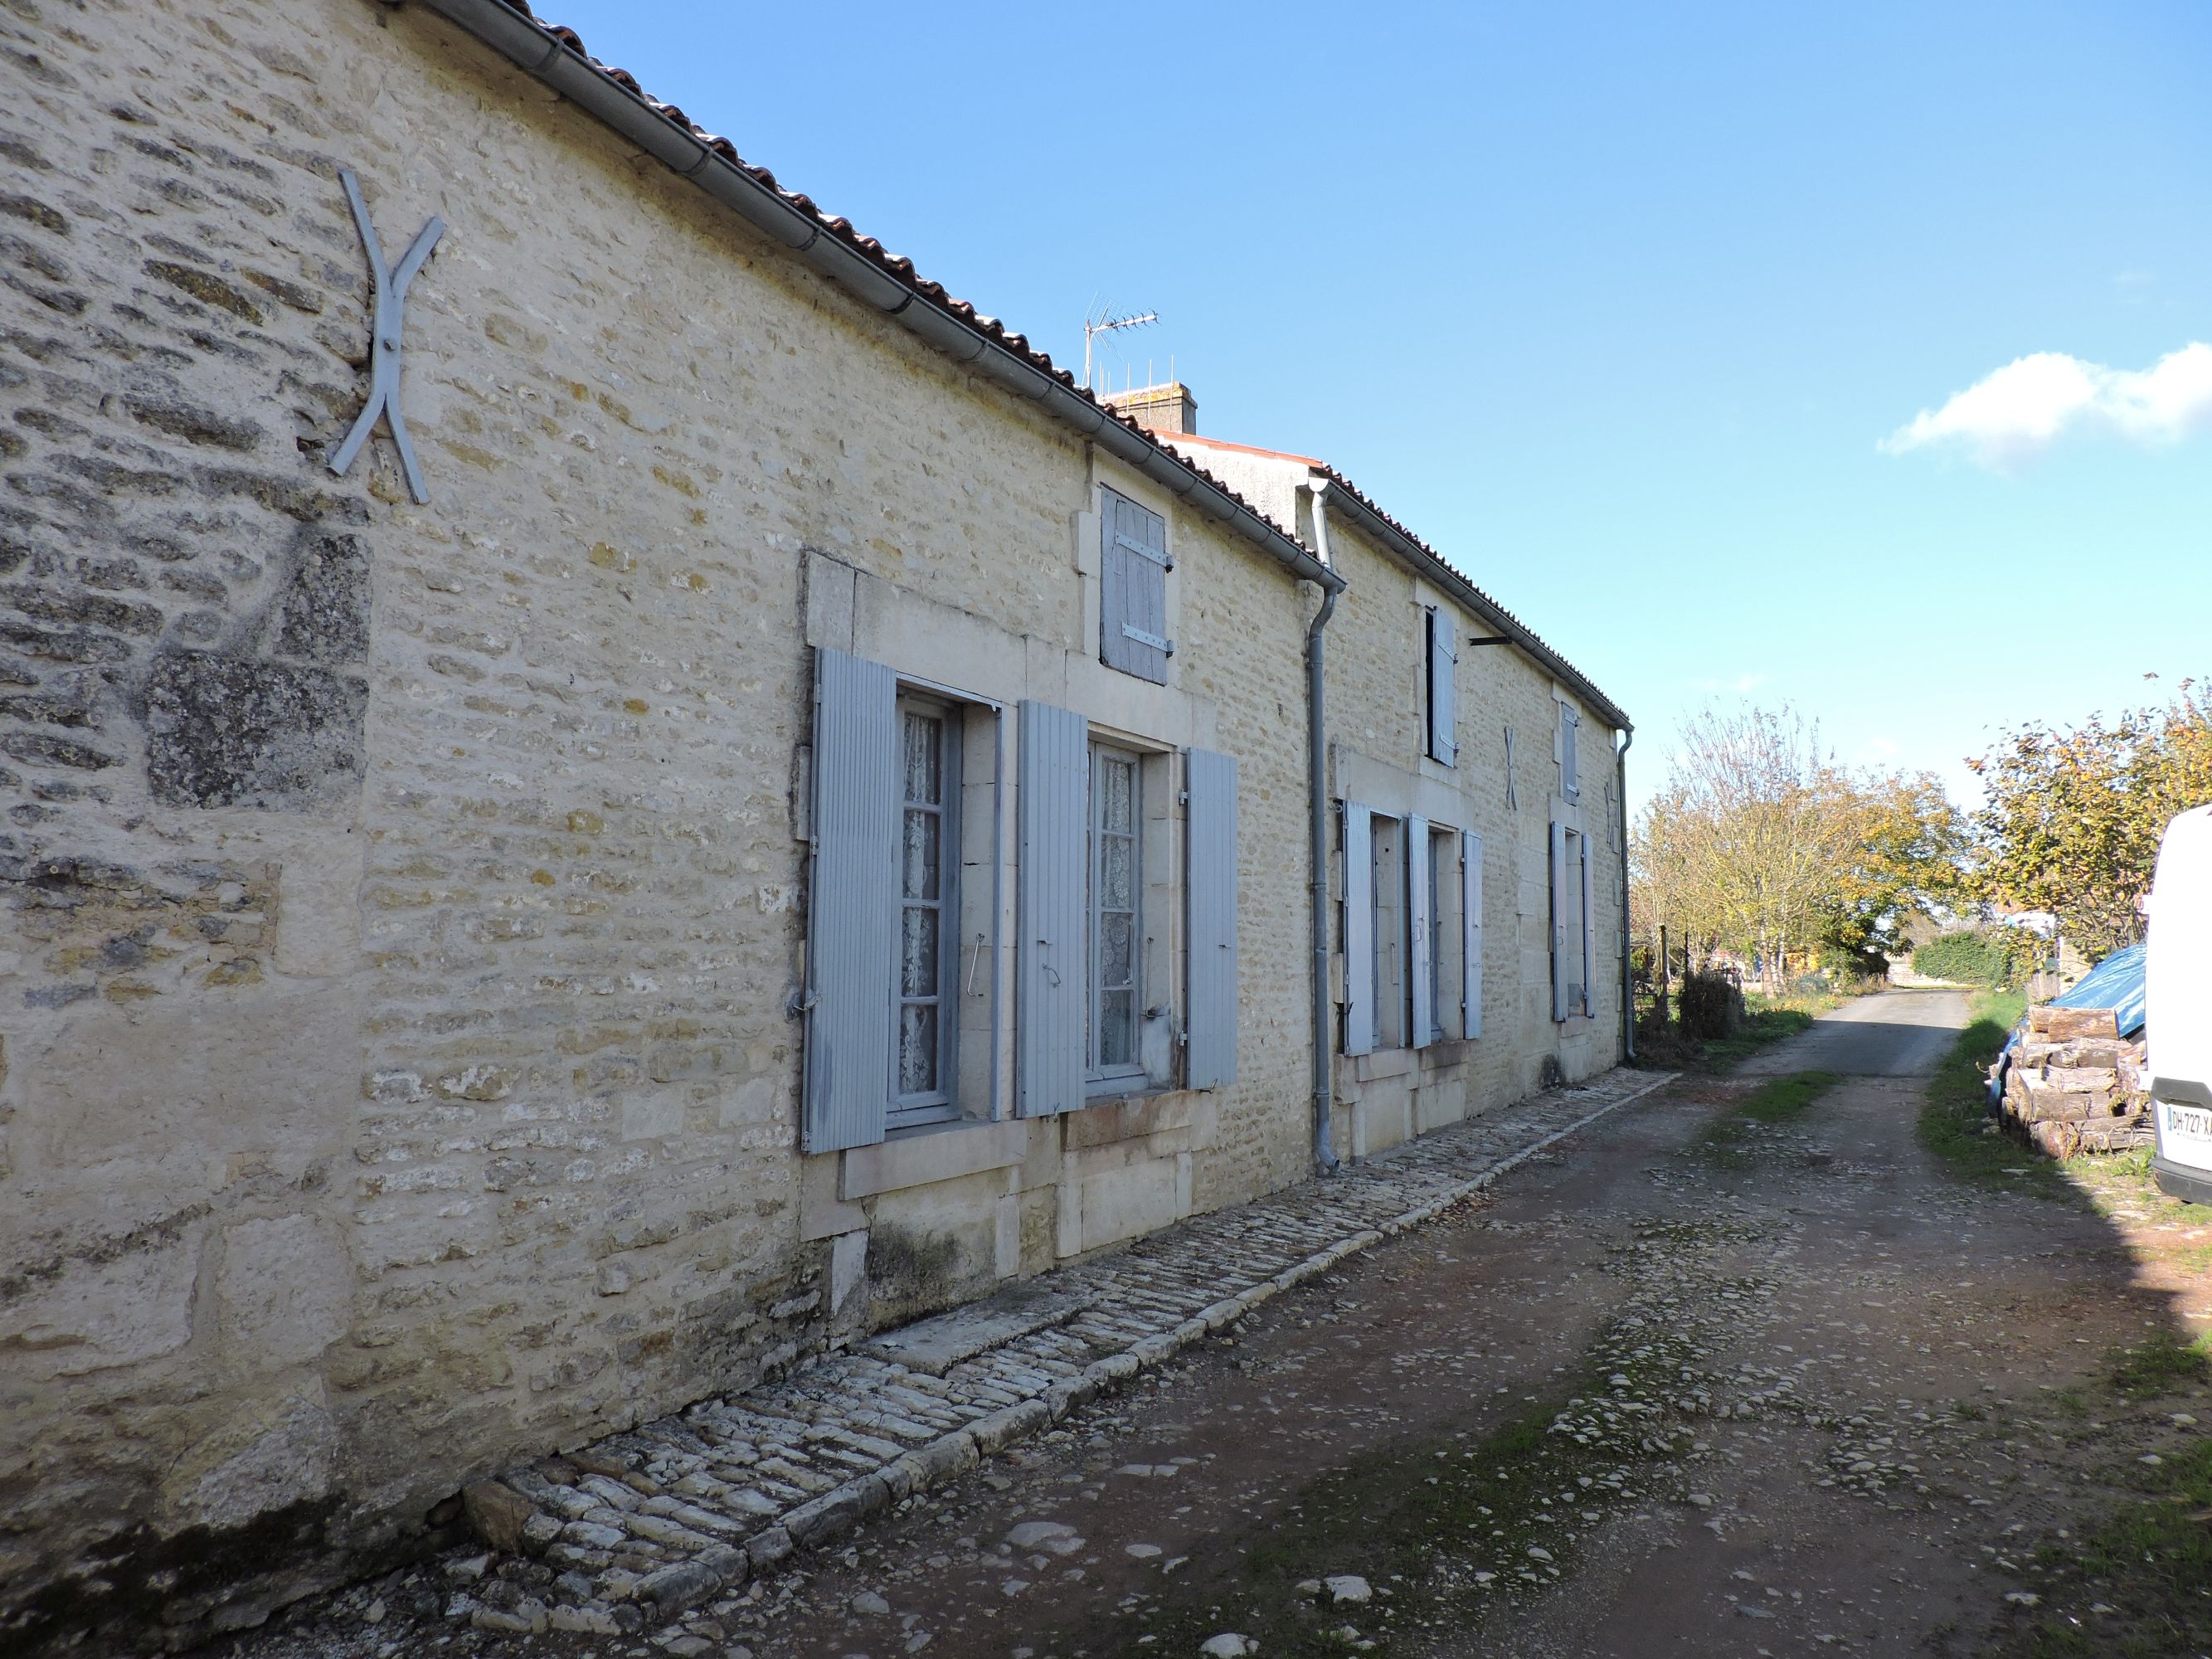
[0,0,1629,1651]
[0,0,1306,1645]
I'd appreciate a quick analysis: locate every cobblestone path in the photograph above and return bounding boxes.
[220,1069,1670,1657]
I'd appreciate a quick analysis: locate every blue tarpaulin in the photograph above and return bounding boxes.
[1985,943,2147,1107]
[2046,943,2148,1038]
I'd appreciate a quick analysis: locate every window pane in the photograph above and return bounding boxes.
[1101,911,1132,985]
[1100,990,1135,1065]
[897,1003,937,1094]
[1101,834,1133,909]
[1100,757,1133,833]
[902,711,941,805]
[902,807,940,900]
[901,905,939,997]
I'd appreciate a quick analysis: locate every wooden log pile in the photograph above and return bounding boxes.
[1998,1005,2151,1159]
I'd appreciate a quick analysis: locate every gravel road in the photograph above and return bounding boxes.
[211,992,2212,1658]
[1734,987,1972,1079]
[721,991,2206,1657]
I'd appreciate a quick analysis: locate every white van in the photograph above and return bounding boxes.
[2149,804,2212,1204]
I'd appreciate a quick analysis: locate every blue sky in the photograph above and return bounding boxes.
[538,1,2210,810]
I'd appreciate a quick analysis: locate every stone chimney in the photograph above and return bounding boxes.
[1105,381,1198,436]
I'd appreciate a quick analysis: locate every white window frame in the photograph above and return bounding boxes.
[1369,813,1410,1052]
[888,692,966,1131]
[1086,741,1148,1095]
[1427,822,1453,1045]
[1552,820,1593,1023]
[805,650,1008,1152]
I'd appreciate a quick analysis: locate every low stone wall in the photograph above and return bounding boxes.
[1999,1005,2151,1159]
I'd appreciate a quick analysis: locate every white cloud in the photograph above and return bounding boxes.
[1880,342,2212,469]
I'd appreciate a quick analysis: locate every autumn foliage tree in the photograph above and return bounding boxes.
[1632,703,1964,993]
[1967,680,2212,958]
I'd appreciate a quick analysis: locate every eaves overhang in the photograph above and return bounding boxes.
[413,0,1344,599]
[1319,484,1632,735]
[1163,435,1631,734]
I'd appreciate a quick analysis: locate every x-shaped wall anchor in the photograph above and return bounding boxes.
[328,167,445,504]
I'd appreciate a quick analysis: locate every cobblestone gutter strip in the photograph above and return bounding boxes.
[448,1070,1676,1639]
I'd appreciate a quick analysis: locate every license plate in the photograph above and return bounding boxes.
[2159,1100,2212,1171]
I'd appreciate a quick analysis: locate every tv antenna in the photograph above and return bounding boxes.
[1082,304,1157,392]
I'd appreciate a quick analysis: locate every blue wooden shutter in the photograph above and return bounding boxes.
[1017,699,1087,1116]
[1341,803,1374,1056]
[1549,818,1570,1023]
[1461,830,1484,1040]
[1580,830,1597,1018]
[803,648,898,1151]
[1407,815,1433,1047]
[1184,748,1238,1089]
[1426,610,1457,765]
[1560,706,1580,799]
[1100,489,1170,684]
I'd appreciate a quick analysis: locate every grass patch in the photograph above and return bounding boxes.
[1690,1003,1816,1073]
[2110,1329,2212,1399]
[1997,1435,2212,1657]
[1694,1070,1838,1168]
[1639,990,1840,1075]
[1916,988,2075,1197]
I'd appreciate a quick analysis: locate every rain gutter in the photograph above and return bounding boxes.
[1616,727,1635,1063]
[1306,482,1339,1175]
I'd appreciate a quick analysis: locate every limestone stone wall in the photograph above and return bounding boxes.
[1320,507,1626,1154]
[0,0,1314,1647]
[1164,443,1628,1155]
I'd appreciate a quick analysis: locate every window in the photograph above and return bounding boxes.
[1424,607,1458,765]
[1369,814,1409,1051]
[1100,488,1172,684]
[1088,742,1145,1087]
[1341,803,1483,1055]
[891,697,963,1129]
[1550,820,1594,1022]
[805,647,1003,1153]
[1427,824,1454,1044]
[1559,703,1581,799]
[1016,710,1238,1115]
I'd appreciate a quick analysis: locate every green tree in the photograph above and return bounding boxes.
[1632,703,1963,991]
[1967,679,2212,958]
[1817,771,1966,971]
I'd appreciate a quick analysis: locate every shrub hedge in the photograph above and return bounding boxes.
[1911,928,2029,988]
[1676,969,1747,1039]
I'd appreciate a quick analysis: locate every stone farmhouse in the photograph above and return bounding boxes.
[0,0,1630,1647]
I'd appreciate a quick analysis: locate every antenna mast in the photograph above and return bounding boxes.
[1082,305,1158,392]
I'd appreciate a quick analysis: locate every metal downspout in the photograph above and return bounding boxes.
[1617,727,1636,1063]
[1307,482,1340,1174]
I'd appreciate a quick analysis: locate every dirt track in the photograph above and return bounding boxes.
[717,990,2208,1657]
[213,991,2212,1658]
